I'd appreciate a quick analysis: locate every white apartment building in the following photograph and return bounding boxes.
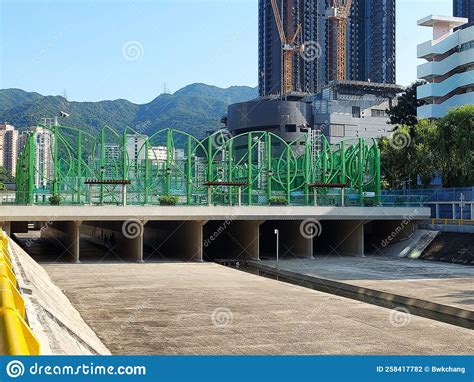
[0,123,19,177]
[31,126,53,188]
[417,15,474,119]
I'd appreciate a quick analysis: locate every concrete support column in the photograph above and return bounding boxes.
[230,220,263,261]
[175,221,205,262]
[45,221,82,263]
[72,221,82,264]
[276,221,313,259]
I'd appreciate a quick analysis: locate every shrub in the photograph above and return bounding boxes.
[48,194,62,205]
[159,195,179,206]
[269,196,288,206]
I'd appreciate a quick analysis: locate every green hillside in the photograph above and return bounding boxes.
[0,84,258,138]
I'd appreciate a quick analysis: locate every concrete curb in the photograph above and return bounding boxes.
[248,261,474,330]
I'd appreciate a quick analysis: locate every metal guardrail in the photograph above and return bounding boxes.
[0,230,40,355]
[431,219,474,226]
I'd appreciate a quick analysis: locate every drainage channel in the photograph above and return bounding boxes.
[218,261,474,331]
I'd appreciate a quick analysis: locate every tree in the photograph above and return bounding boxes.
[0,167,15,184]
[431,105,474,187]
[380,106,474,189]
[387,80,427,127]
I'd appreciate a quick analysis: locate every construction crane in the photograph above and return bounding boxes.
[270,0,303,95]
[327,0,352,81]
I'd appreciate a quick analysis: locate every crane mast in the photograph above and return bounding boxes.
[270,0,303,95]
[327,0,352,81]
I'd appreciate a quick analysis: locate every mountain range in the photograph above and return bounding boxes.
[0,84,258,138]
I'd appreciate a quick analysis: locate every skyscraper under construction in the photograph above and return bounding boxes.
[258,0,396,97]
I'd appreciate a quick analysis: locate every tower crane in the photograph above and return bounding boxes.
[270,0,304,95]
[327,0,352,81]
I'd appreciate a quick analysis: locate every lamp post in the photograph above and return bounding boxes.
[274,229,279,269]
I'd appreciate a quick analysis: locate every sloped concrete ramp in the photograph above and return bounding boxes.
[9,239,110,355]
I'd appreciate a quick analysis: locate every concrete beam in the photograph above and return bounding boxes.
[0,206,432,222]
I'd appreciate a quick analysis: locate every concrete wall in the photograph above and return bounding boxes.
[203,220,261,261]
[314,220,364,257]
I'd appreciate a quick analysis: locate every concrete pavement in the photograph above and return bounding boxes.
[42,262,474,355]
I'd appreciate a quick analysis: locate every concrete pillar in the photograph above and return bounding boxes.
[72,221,82,263]
[173,221,205,262]
[228,221,262,261]
[45,221,82,263]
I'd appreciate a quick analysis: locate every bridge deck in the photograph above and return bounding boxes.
[0,205,430,222]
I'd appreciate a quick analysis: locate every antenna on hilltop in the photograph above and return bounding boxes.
[163,83,171,95]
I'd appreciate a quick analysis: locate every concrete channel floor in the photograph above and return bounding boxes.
[256,256,474,312]
[41,262,474,355]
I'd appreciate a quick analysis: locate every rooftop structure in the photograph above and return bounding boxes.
[417,15,474,119]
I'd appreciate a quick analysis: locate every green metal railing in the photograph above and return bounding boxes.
[16,125,381,207]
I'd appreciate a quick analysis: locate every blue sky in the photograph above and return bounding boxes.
[1,0,451,104]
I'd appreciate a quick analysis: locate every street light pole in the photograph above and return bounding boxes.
[274,229,279,269]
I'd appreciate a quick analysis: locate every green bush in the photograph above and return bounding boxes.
[269,196,288,206]
[159,195,179,206]
[48,194,62,205]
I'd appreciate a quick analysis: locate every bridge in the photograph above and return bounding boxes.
[0,205,430,263]
[7,125,429,263]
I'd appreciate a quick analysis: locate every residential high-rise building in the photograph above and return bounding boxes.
[0,123,19,177]
[348,0,396,84]
[31,126,53,188]
[258,0,396,97]
[453,0,473,29]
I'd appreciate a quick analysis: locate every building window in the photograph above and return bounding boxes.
[329,124,345,137]
[285,124,297,133]
[371,109,386,117]
[352,106,361,118]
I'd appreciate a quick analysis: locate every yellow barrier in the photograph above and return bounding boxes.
[431,219,474,226]
[0,229,40,355]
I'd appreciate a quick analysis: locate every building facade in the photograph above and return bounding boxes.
[0,123,19,177]
[453,0,473,29]
[417,15,474,119]
[312,81,402,144]
[258,0,396,97]
[348,0,396,84]
[31,126,53,189]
